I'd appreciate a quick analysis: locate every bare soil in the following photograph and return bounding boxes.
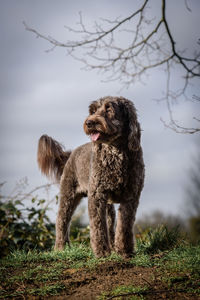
[41,261,199,300]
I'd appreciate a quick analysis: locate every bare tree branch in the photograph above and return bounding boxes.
[184,0,192,13]
[23,0,200,134]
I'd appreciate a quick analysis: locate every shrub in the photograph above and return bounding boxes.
[136,225,182,254]
[0,181,89,257]
[189,216,200,244]
[0,198,55,257]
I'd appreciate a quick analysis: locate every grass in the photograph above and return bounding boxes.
[8,264,63,283]
[99,285,148,300]
[162,244,200,273]
[130,253,153,267]
[0,243,124,270]
[158,245,200,295]
[28,283,66,296]
[0,227,200,299]
[2,243,94,264]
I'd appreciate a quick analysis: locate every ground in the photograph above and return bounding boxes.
[47,261,199,300]
[0,243,200,299]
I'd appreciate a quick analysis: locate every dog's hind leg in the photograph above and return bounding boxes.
[115,201,138,257]
[54,192,81,250]
[107,203,116,250]
[54,169,82,250]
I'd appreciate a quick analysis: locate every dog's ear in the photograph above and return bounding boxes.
[122,99,141,152]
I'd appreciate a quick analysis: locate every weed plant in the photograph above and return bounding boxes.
[136,225,182,254]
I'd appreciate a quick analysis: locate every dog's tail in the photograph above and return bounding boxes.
[37,135,71,182]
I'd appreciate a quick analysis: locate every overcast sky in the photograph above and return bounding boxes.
[0,0,199,222]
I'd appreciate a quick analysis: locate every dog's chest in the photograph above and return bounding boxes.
[90,145,128,192]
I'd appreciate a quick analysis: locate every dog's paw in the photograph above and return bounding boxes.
[54,243,65,251]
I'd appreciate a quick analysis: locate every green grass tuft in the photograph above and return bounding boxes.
[136,225,182,254]
[28,283,65,296]
[130,253,153,267]
[99,285,148,300]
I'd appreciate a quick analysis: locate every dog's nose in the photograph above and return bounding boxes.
[86,120,95,128]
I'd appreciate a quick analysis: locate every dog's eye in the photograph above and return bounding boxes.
[90,109,96,115]
[89,106,96,115]
[105,104,112,113]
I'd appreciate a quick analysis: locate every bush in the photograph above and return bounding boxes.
[0,198,55,257]
[189,216,200,244]
[0,180,57,257]
[0,181,90,257]
[136,225,182,254]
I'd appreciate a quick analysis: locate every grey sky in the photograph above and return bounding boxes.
[0,0,199,222]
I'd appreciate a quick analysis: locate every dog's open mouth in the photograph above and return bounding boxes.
[90,131,101,142]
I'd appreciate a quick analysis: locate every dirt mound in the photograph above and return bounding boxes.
[45,261,199,300]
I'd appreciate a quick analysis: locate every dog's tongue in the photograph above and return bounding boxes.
[90,132,100,141]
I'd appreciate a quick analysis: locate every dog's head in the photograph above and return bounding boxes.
[84,96,141,151]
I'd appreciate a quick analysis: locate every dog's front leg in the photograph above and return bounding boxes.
[88,194,111,258]
[115,200,138,257]
[107,203,116,250]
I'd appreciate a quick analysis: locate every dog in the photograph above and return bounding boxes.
[37,96,145,257]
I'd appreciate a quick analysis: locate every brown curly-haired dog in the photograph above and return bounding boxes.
[37,96,145,257]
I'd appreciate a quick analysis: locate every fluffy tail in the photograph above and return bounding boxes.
[37,135,71,182]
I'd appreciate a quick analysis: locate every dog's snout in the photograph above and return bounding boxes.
[86,120,95,128]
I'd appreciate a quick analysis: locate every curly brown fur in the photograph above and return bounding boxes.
[37,96,145,258]
[37,135,71,182]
